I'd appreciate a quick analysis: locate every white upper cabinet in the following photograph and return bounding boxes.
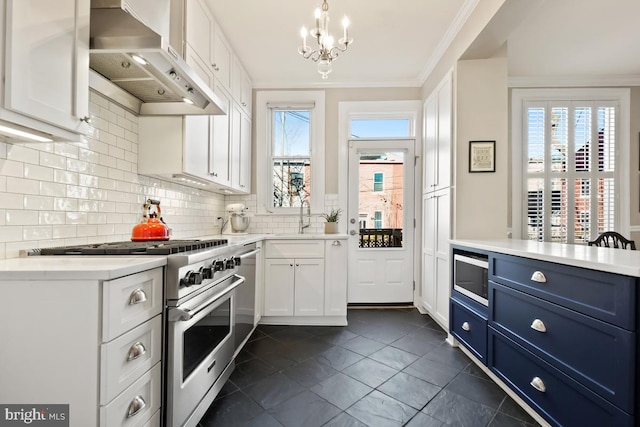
[423,72,452,192]
[210,81,232,188]
[212,24,232,90]
[185,0,213,69]
[232,55,252,115]
[0,0,89,141]
[230,103,251,193]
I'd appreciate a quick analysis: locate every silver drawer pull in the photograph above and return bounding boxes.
[530,271,547,283]
[461,322,470,331]
[129,288,147,305]
[530,319,547,333]
[530,377,546,393]
[126,395,146,418]
[127,342,147,361]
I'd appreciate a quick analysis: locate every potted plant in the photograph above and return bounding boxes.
[321,208,342,234]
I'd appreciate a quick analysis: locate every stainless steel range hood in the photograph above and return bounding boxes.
[89,0,225,116]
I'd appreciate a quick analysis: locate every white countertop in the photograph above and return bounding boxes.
[0,233,348,279]
[451,239,640,277]
[0,256,167,280]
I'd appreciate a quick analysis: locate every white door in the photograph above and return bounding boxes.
[347,139,415,303]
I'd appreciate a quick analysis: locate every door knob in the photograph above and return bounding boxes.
[350,230,356,235]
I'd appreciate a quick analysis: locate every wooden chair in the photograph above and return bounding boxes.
[588,231,636,250]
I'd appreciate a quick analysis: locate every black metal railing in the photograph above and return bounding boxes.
[359,228,403,248]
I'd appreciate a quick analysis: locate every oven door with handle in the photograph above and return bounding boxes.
[166,273,245,427]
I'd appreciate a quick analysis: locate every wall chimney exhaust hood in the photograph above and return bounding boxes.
[89,0,226,116]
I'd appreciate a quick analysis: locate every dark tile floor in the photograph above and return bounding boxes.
[198,308,542,427]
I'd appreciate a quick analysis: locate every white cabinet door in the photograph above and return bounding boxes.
[238,111,252,193]
[185,45,214,89]
[294,259,325,316]
[232,56,252,115]
[324,239,347,316]
[212,23,232,90]
[421,189,450,330]
[436,76,452,189]
[231,103,252,194]
[3,0,89,135]
[210,83,232,187]
[422,73,451,192]
[183,116,210,180]
[185,0,213,67]
[264,259,295,316]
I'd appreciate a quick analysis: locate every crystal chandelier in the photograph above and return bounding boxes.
[298,0,353,79]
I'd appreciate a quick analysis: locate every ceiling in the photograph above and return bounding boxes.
[206,0,475,89]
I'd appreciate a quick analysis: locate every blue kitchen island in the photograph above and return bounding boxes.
[449,239,640,427]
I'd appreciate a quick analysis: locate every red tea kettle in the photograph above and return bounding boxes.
[131,199,171,241]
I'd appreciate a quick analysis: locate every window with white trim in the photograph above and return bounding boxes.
[256,91,325,214]
[374,211,383,228]
[513,89,630,244]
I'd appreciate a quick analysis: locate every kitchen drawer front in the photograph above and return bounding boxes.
[100,315,163,405]
[265,240,324,258]
[450,298,488,365]
[100,362,161,427]
[143,410,160,427]
[489,329,632,427]
[490,282,634,412]
[103,268,163,342]
[490,253,635,329]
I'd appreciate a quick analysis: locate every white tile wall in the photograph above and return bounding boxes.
[225,193,340,235]
[0,91,226,260]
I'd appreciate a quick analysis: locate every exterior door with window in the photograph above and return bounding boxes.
[347,139,415,303]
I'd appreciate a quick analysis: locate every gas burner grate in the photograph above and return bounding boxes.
[37,239,228,255]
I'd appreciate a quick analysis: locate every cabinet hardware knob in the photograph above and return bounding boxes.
[530,271,547,283]
[127,342,147,361]
[461,321,470,331]
[210,172,218,177]
[126,395,146,418]
[530,319,547,333]
[350,218,356,224]
[242,102,247,107]
[290,264,293,267]
[80,116,91,124]
[332,241,341,246]
[530,377,546,393]
[128,288,147,305]
[349,230,356,236]
[295,264,299,267]
[212,63,219,71]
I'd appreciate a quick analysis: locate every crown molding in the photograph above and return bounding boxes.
[418,0,480,86]
[252,79,422,90]
[509,74,640,88]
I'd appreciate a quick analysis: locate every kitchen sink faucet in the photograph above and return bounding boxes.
[299,200,311,233]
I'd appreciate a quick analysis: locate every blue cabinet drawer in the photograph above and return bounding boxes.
[450,297,487,365]
[490,253,636,329]
[489,328,632,427]
[490,281,635,412]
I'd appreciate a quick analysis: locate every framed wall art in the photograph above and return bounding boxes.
[469,140,496,173]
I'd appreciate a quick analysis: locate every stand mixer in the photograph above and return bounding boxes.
[222,203,251,234]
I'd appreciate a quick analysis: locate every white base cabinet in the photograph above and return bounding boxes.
[0,267,163,427]
[262,238,347,325]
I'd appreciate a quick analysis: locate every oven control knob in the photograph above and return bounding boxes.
[200,266,213,279]
[181,270,203,287]
[225,258,235,269]
[214,260,225,272]
[234,256,242,266]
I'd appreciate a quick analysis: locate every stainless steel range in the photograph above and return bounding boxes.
[32,238,259,427]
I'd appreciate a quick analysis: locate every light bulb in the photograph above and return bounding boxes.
[342,16,349,28]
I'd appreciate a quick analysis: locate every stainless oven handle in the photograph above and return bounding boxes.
[239,248,260,259]
[169,274,246,322]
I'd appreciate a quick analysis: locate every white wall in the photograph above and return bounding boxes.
[454,57,509,239]
[0,91,226,260]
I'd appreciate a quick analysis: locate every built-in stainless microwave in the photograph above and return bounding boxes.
[453,253,489,306]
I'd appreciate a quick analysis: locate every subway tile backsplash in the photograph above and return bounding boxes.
[0,91,226,259]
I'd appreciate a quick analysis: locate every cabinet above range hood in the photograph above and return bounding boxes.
[89,0,226,116]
